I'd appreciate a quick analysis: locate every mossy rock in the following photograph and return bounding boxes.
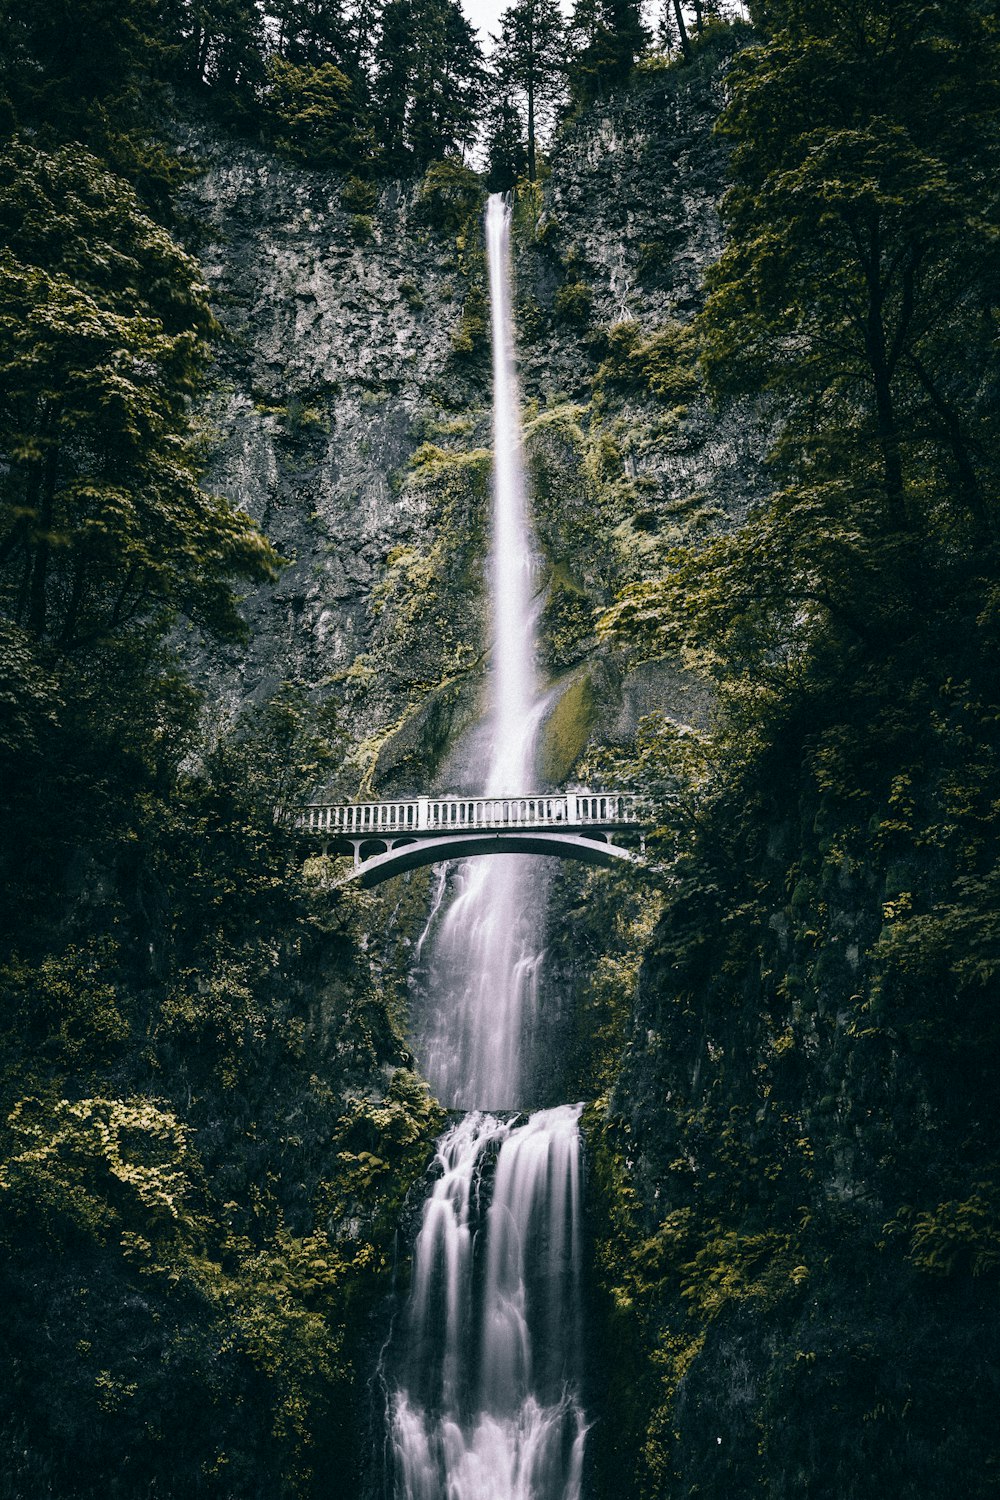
[416,157,484,232]
[553,280,593,325]
[540,568,597,671]
[370,675,481,794]
[539,670,597,784]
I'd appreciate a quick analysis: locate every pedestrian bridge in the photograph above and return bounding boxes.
[292,791,645,888]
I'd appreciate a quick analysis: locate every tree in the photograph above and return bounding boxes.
[159,0,267,115]
[677,0,1000,671]
[0,140,277,651]
[271,0,353,65]
[372,0,484,172]
[484,91,529,192]
[566,0,647,104]
[266,55,364,167]
[0,0,159,135]
[491,0,565,182]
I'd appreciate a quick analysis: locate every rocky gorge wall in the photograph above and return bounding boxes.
[182,36,765,804]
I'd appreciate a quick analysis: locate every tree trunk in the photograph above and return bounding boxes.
[527,71,536,181]
[672,0,691,59]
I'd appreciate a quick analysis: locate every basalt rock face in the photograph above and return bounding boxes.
[508,42,768,770]
[181,39,764,796]
[179,137,493,781]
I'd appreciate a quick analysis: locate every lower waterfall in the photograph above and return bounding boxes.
[386,194,588,1500]
[389,1109,586,1500]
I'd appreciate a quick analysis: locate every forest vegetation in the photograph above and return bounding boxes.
[0,0,998,1496]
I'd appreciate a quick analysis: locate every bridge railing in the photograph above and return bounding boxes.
[292,791,641,837]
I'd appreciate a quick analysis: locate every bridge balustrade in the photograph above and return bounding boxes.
[293,791,640,836]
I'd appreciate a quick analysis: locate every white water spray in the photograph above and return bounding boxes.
[389,196,588,1500]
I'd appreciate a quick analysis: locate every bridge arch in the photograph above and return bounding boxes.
[331,829,640,890]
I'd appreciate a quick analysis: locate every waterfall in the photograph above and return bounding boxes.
[389,1108,586,1500]
[388,196,588,1500]
[413,193,548,1114]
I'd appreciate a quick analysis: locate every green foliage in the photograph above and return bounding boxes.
[451,283,489,356]
[344,442,488,789]
[0,942,129,1068]
[374,0,486,172]
[585,6,1000,1496]
[0,661,442,1494]
[491,0,566,181]
[566,0,649,104]
[0,139,278,649]
[415,155,484,231]
[341,173,377,214]
[539,570,595,670]
[266,56,362,168]
[594,317,699,403]
[553,279,593,325]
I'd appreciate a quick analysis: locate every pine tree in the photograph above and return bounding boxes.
[491,0,565,181]
[484,91,529,191]
[373,0,484,172]
[567,0,647,103]
[271,0,353,65]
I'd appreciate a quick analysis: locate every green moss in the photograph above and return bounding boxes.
[340,174,376,214]
[553,280,593,325]
[451,283,489,357]
[593,318,700,404]
[399,277,424,310]
[416,157,484,232]
[539,671,596,783]
[348,213,374,243]
[540,570,596,670]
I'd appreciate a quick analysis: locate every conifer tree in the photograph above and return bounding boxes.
[0,141,276,648]
[567,0,647,103]
[484,92,529,191]
[271,0,353,65]
[492,0,565,182]
[373,0,484,171]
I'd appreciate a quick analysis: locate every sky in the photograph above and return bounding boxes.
[460,0,512,45]
[459,0,579,50]
[458,0,750,50]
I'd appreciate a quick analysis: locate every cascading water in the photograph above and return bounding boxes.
[387,195,587,1500]
[413,192,549,1114]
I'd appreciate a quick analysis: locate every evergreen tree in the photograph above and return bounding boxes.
[0,140,276,649]
[491,0,565,181]
[567,0,647,103]
[484,91,529,192]
[266,56,363,167]
[373,0,484,172]
[0,0,157,135]
[271,0,353,65]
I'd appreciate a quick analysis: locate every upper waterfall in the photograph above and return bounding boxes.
[411,194,550,1112]
[484,193,542,796]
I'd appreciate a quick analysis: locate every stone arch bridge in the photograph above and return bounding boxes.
[292,791,646,889]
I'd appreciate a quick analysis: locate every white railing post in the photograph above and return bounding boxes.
[566,791,577,823]
[417,796,429,830]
